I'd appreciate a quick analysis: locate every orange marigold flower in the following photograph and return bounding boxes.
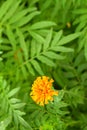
[30,76,58,106]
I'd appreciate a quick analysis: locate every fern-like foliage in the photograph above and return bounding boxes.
[0,76,32,130]
[73,8,87,60]
[0,0,56,78]
[20,30,80,76]
[0,0,87,130]
[52,50,85,106]
[51,50,87,129]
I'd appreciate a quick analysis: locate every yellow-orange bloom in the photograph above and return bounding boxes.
[30,76,58,106]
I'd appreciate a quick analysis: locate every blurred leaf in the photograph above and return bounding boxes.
[58,33,80,45]
[8,87,20,98]
[31,60,44,75]
[30,21,56,30]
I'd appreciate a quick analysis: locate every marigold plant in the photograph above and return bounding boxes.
[0,0,87,130]
[30,76,58,106]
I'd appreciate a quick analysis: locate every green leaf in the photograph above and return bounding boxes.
[0,0,13,20]
[0,117,11,130]
[2,51,13,58]
[41,0,52,11]
[43,51,64,60]
[13,111,19,126]
[15,110,25,116]
[15,11,40,27]
[74,51,84,67]
[2,1,21,22]
[35,118,41,127]
[18,116,33,130]
[0,45,11,50]
[30,40,36,57]
[29,0,39,6]
[51,46,74,52]
[52,30,63,46]
[81,72,87,82]
[53,71,65,87]
[58,33,80,45]
[77,63,87,73]
[73,9,87,14]
[76,22,86,32]
[12,103,25,109]
[10,98,21,104]
[65,71,75,78]
[26,63,35,76]
[6,26,16,50]
[9,7,36,24]
[21,65,28,78]
[37,55,55,66]
[79,14,87,22]
[36,42,42,54]
[44,29,53,49]
[17,50,28,78]
[31,60,44,75]
[8,87,20,98]
[17,29,28,60]
[30,21,56,30]
[54,90,65,102]
[29,31,45,43]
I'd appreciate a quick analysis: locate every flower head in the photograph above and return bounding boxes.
[30,76,58,106]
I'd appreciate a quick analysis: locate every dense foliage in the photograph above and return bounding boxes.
[0,0,87,130]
